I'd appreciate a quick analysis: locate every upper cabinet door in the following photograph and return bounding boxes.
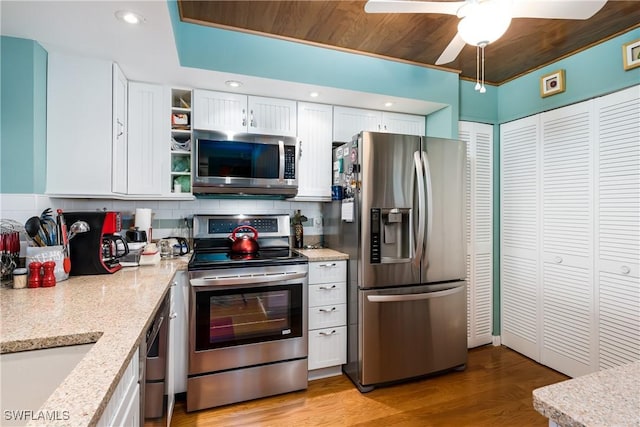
[193,89,247,134]
[294,102,333,201]
[333,106,382,142]
[112,63,128,194]
[248,96,297,136]
[127,82,164,195]
[46,52,114,196]
[382,112,425,136]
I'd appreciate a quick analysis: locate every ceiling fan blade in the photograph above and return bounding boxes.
[435,33,466,65]
[511,0,607,20]
[364,0,464,15]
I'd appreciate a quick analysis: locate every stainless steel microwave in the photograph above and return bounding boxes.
[192,131,299,197]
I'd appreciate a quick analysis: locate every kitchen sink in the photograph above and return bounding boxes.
[0,343,94,426]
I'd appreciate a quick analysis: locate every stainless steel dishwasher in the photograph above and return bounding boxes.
[139,292,169,423]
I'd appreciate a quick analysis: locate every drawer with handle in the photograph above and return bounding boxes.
[308,303,346,330]
[309,282,346,307]
[308,260,346,284]
[308,326,347,370]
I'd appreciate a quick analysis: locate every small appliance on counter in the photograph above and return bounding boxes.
[63,211,129,275]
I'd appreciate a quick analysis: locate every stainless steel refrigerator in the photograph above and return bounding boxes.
[323,131,467,392]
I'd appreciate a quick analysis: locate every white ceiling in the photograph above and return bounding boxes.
[0,1,445,115]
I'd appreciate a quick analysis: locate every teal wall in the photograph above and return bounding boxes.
[0,36,47,194]
[168,0,460,138]
[498,28,640,123]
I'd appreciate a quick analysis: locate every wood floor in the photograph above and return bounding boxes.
[151,345,568,427]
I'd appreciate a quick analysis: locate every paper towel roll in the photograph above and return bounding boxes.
[134,208,152,241]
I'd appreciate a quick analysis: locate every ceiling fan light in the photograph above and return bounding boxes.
[457,3,512,46]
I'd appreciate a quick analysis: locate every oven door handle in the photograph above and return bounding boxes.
[190,271,308,287]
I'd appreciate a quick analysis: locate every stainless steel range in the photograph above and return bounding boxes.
[187,214,309,411]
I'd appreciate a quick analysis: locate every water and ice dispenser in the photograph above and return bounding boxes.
[370,208,412,264]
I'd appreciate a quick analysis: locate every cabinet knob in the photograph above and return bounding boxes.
[169,312,177,319]
[554,256,563,264]
[242,109,246,127]
[620,265,631,275]
[318,307,337,313]
[319,330,337,336]
[249,109,255,127]
[319,285,337,290]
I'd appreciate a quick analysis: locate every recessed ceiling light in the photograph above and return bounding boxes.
[115,10,145,25]
[384,102,394,107]
[309,91,320,98]
[225,80,243,88]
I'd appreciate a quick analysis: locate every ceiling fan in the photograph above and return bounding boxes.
[365,0,607,91]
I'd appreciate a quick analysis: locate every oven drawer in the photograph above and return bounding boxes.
[308,303,346,330]
[308,282,346,307]
[308,326,347,370]
[308,261,346,284]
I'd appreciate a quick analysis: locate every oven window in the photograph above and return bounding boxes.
[194,284,303,351]
[197,140,279,179]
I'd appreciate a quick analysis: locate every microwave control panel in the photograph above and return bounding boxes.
[284,146,296,179]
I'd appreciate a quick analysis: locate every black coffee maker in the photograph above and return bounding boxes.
[63,211,129,275]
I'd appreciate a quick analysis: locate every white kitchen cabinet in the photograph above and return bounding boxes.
[247,95,297,136]
[459,121,493,349]
[333,106,382,142]
[293,102,333,201]
[166,270,189,427]
[193,89,297,136]
[112,63,128,194]
[126,81,164,195]
[97,348,140,427]
[193,89,247,134]
[168,270,189,396]
[500,85,640,377]
[594,85,640,370]
[307,260,347,378]
[46,51,115,196]
[333,106,425,142]
[383,111,426,136]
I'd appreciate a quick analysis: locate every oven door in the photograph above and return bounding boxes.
[189,266,308,375]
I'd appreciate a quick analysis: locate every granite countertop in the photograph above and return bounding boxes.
[294,248,348,262]
[533,361,640,427]
[0,257,188,427]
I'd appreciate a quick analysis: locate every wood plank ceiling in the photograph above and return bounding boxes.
[178,0,640,85]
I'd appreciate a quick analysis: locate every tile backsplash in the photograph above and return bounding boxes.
[0,194,324,246]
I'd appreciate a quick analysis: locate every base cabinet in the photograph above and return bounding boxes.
[307,261,347,377]
[97,348,140,427]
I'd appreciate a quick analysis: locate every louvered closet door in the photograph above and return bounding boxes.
[500,115,540,361]
[595,86,640,369]
[460,121,493,348]
[540,101,595,377]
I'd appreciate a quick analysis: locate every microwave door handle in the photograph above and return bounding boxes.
[413,151,425,269]
[279,140,285,180]
[190,271,308,287]
[421,151,433,267]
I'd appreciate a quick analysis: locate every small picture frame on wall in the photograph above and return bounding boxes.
[622,38,640,71]
[540,69,566,98]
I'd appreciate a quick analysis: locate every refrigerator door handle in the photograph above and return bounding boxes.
[421,151,433,267]
[366,286,465,303]
[413,151,426,268]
